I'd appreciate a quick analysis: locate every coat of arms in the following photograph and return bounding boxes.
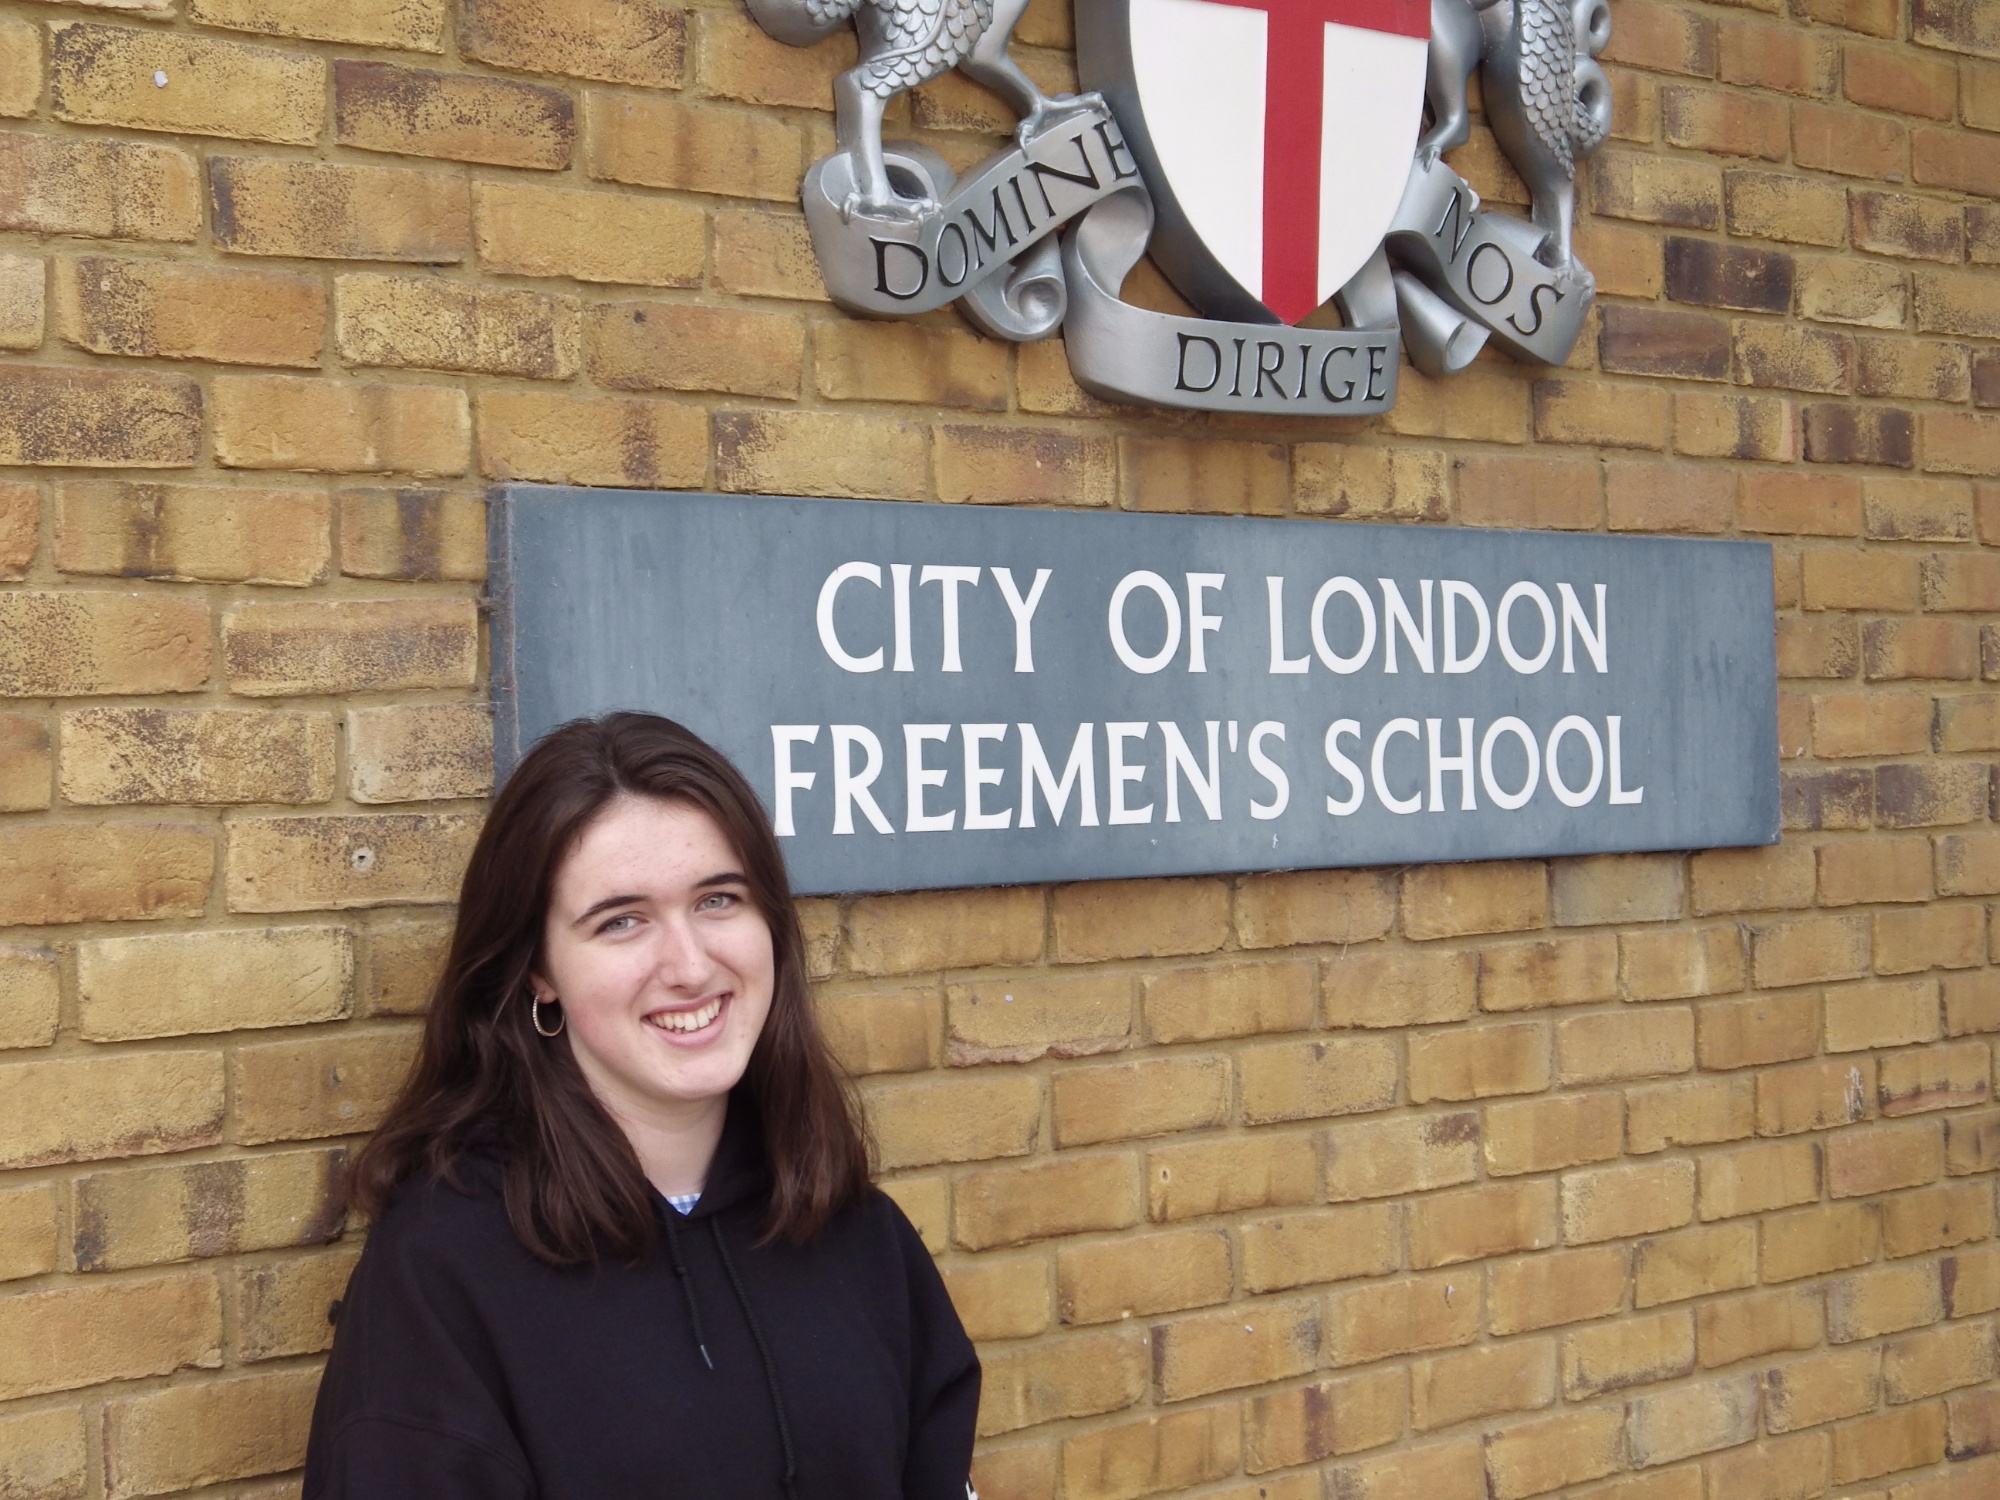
[744,0,1613,415]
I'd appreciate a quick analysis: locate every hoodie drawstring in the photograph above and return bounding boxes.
[709,1216,799,1500]
[661,1209,713,1370]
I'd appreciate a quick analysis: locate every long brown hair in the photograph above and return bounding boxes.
[349,712,871,1263]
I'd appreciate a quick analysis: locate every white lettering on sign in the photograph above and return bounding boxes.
[790,557,1641,838]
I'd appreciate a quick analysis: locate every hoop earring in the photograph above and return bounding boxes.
[530,994,564,1038]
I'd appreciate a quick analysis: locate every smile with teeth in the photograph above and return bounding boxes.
[647,996,724,1034]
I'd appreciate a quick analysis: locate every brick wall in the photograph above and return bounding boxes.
[0,0,1995,1495]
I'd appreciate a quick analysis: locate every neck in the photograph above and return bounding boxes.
[591,1082,729,1200]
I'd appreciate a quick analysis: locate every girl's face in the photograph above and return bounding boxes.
[532,796,775,1122]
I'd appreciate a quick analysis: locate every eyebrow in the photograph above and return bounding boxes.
[570,873,750,927]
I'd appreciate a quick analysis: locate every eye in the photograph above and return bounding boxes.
[695,890,739,913]
[596,913,640,935]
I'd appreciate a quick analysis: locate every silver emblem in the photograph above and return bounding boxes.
[745,0,1612,413]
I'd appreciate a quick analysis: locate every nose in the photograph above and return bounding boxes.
[652,912,721,993]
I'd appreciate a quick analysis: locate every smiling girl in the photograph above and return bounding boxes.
[302,713,980,1500]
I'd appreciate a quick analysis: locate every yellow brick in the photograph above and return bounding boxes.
[1326,1111,1479,1201]
[235,1246,360,1361]
[0,1272,220,1402]
[1479,933,1620,1012]
[955,1153,1140,1250]
[361,917,450,1016]
[1056,1404,1238,1497]
[77,926,349,1041]
[1633,1223,1758,1308]
[1826,978,1943,1052]
[1690,844,1816,914]
[1626,1075,1756,1154]
[865,1073,1039,1170]
[1764,1347,1882,1432]
[460,0,684,88]
[1051,1056,1227,1146]
[714,408,925,500]
[1412,1339,1555,1431]
[484,386,710,487]
[1142,961,1315,1045]
[1325,1438,1485,1500]
[940,1254,1050,1342]
[1484,1406,1626,1497]
[346,703,490,804]
[817,987,937,1076]
[1828,1119,1945,1198]
[1325,1271,1481,1365]
[1699,1139,1820,1220]
[1761,1201,1881,1284]
[0,589,208,696]
[1827,1261,1945,1342]
[0,482,36,580]
[1325,946,1478,1028]
[1880,1180,1993,1258]
[54,256,323,367]
[694,9,849,108]
[231,1029,418,1144]
[1409,1180,1558,1268]
[1244,1367,1405,1471]
[0,365,200,467]
[0,1183,59,1282]
[334,60,571,171]
[226,813,478,913]
[1877,1040,1989,1119]
[1483,1092,1621,1176]
[1752,913,1872,988]
[1620,924,1748,1001]
[1235,868,1396,950]
[1830,1402,1946,1484]
[587,92,799,200]
[55,481,329,586]
[0,131,200,243]
[336,272,578,379]
[1696,1285,1822,1368]
[816,321,1008,409]
[1056,1227,1230,1325]
[1239,1203,1400,1293]
[0,824,213,928]
[1698,992,1820,1071]
[1294,444,1449,522]
[947,973,1130,1065]
[1883,1320,1997,1403]
[879,1177,946,1252]
[1239,1035,1398,1124]
[0,18,41,120]
[0,1408,86,1500]
[845,886,1041,977]
[213,374,468,476]
[1148,1133,1316,1221]
[61,707,334,806]
[1557,1007,1696,1084]
[1489,1244,1629,1333]
[208,156,469,262]
[933,424,1117,508]
[1756,1056,1873,1136]
[222,598,475,696]
[337,486,483,582]
[1626,1373,1760,1467]
[49,23,322,144]
[711,207,827,302]
[1563,1310,1695,1397]
[976,1330,1145,1435]
[0,944,59,1052]
[188,0,447,48]
[1154,1297,1318,1401]
[1119,435,1286,515]
[102,1369,323,1499]
[588,301,802,402]
[1563,1159,1697,1244]
[1052,877,1229,963]
[1408,1021,1551,1102]
[474,181,702,289]
[1702,1433,1829,1500]
[1402,861,1549,940]
[71,1149,346,1272]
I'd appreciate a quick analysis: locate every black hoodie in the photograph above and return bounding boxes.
[302,1101,981,1500]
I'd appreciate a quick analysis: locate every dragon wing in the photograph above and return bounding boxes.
[1515,0,1577,175]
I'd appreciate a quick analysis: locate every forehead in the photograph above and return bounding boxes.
[553,795,743,898]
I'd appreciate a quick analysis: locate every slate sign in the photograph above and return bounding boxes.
[490,486,1778,896]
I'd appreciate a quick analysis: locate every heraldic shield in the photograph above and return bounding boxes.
[742,0,1613,415]
[1079,0,1432,329]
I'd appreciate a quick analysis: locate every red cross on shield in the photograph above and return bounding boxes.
[1095,0,1431,325]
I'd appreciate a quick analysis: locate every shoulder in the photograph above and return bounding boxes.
[357,1148,526,1288]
